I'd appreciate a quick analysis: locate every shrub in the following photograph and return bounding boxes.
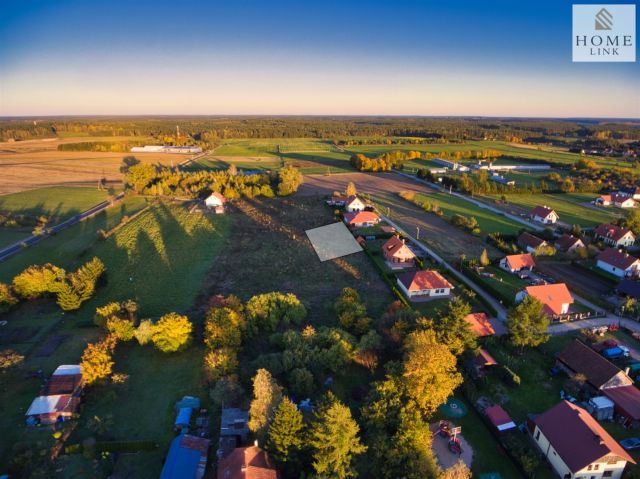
[134,319,154,345]
[81,337,117,385]
[106,317,135,341]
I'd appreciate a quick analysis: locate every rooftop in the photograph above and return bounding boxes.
[504,253,535,270]
[397,270,453,292]
[594,223,635,242]
[597,247,640,270]
[557,340,627,389]
[523,283,573,316]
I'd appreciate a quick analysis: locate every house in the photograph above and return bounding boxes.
[529,205,559,224]
[25,364,83,425]
[556,340,633,391]
[160,434,210,479]
[396,270,454,300]
[464,312,495,337]
[603,385,640,428]
[517,232,549,254]
[343,211,380,228]
[615,279,640,300]
[220,408,249,443]
[205,192,226,214]
[484,405,516,433]
[619,186,640,200]
[515,283,574,317]
[596,248,640,278]
[594,224,636,248]
[473,349,497,376]
[612,194,636,208]
[25,395,80,425]
[554,234,585,253]
[344,195,366,212]
[531,401,634,479]
[499,253,535,273]
[382,236,416,266]
[217,446,280,479]
[595,194,613,206]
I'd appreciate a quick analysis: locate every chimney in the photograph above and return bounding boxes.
[625,367,631,375]
[254,439,259,447]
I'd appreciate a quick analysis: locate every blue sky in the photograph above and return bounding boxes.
[0,0,638,117]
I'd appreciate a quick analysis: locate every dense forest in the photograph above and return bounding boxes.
[1,116,639,145]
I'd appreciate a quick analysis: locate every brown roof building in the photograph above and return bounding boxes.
[517,232,548,253]
[554,234,585,253]
[556,340,633,391]
[464,312,495,337]
[217,446,280,479]
[532,401,634,478]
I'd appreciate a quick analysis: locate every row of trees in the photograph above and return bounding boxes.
[124,163,302,199]
[0,257,105,312]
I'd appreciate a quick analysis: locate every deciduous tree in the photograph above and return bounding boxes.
[249,368,283,445]
[507,296,549,351]
[151,313,193,353]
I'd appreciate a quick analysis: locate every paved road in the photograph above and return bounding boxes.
[395,171,546,232]
[0,192,126,263]
[380,214,509,321]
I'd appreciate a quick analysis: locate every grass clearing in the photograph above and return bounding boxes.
[0,187,111,222]
[410,191,525,236]
[487,192,619,227]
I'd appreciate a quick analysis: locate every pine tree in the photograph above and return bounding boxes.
[479,248,490,267]
[308,392,366,479]
[266,397,304,468]
[249,369,283,445]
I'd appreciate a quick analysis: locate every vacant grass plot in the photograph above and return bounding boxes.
[186,155,282,172]
[411,192,525,236]
[0,196,149,281]
[488,192,619,227]
[281,151,353,173]
[0,186,111,221]
[215,138,334,156]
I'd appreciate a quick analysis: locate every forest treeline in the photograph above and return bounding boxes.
[2,116,640,144]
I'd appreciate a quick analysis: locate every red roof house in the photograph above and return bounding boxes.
[596,248,640,278]
[396,270,453,300]
[499,253,536,273]
[343,211,380,228]
[529,205,558,224]
[594,224,636,248]
[382,236,416,265]
[516,283,574,316]
[484,405,516,432]
[554,234,585,253]
[532,401,635,477]
[464,312,495,337]
[205,192,226,208]
[217,446,280,479]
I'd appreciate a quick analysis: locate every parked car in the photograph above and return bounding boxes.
[620,437,640,450]
[601,346,630,359]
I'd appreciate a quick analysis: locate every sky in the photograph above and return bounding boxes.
[0,0,638,117]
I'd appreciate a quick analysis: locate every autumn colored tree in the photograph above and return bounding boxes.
[507,296,549,351]
[204,306,246,349]
[479,249,490,267]
[106,316,135,341]
[203,348,239,382]
[249,369,283,445]
[151,313,193,353]
[345,181,357,196]
[124,163,157,192]
[245,292,307,335]
[276,165,303,196]
[12,264,65,299]
[81,336,117,385]
[402,328,463,415]
[0,283,18,312]
[134,319,154,345]
[439,460,472,479]
[266,397,304,470]
[308,392,366,479]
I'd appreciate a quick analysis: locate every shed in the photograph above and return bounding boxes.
[485,405,516,432]
[603,385,640,427]
[175,407,192,430]
[160,433,210,479]
[588,396,615,421]
[176,396,201,410]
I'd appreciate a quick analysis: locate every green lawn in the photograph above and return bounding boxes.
[0,202,231,473]
[0,228,29,249]
[489,192,619,227]
[0,187,112,223]
[186,156,282,172]
[467,265,527,306]
[411,192,525,235]
[215,138,334,156]
[0,196,149,282]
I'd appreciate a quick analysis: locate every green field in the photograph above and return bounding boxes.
[411,192,525,235]
[487,192,620,227]
[187,156,282,172]
[0,196,149,281]
[0,202,230,476]
[0,187,112,223]
[215,138,335,156]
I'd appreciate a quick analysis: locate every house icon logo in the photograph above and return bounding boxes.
[595,7,613,30]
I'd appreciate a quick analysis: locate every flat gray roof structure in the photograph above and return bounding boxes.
[305,222,363,262]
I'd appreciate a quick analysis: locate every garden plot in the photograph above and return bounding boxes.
[305,222,363,261]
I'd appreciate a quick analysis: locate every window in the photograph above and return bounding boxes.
[563,475,571,479]
[588,466,592,471]
[603,472,613,478]
[535,430,540,440]
[594,465,599,471]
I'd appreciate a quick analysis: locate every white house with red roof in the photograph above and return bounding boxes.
[554,234,585,253]
[397,270,453,300]
[344,195,366,212]
[532,401,634,479]
[499,253,536,273]
[382,236,416,266]
[529,205,559,224]
[204,192,226,214]
[594,224,636,248]
[515,283,574,317]
[343,211,380,228]
[596,248,640,278]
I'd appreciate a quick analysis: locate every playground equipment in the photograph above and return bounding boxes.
[433,420,463,456]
